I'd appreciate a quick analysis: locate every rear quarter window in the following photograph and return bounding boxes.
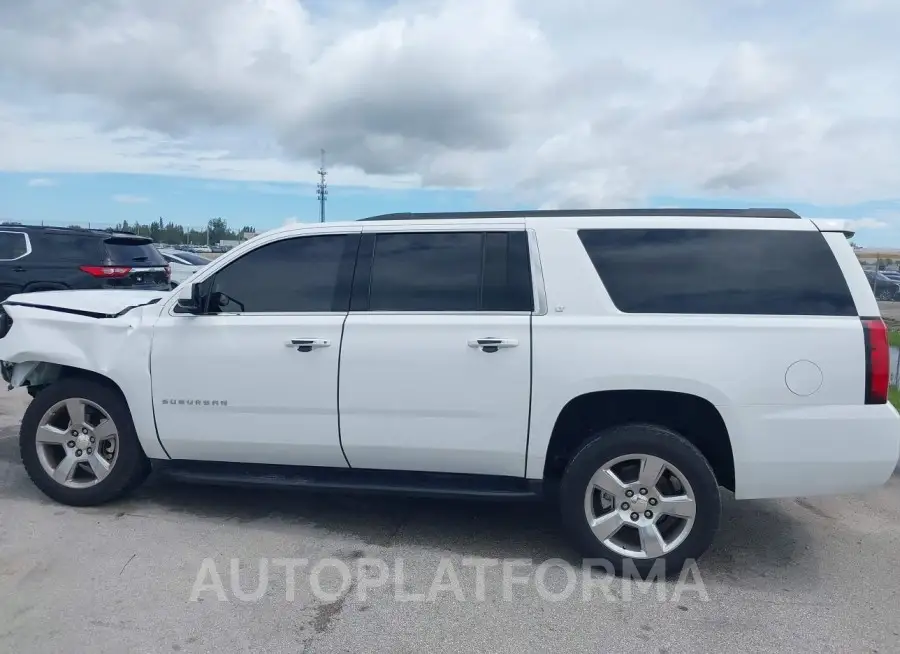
[577,228,857,316]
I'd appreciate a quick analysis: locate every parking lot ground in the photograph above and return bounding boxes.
[1,388,900,654]
[879,301,900,325]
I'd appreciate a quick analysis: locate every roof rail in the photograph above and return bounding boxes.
[358,208,802,221]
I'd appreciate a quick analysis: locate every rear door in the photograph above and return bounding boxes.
[338,224,535,477]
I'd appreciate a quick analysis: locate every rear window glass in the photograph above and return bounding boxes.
[104,240,167,266]
[577,228,856,316]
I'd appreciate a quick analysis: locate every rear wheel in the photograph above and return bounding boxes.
[559,423,720,576]
[19,378,150,506]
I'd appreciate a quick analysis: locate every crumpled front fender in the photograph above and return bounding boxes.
[0,299,170,459]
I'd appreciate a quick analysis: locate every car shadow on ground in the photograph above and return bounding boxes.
[0,433,820,590]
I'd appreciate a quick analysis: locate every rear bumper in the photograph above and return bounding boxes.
[729,403,900,500]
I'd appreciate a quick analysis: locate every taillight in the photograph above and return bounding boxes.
[862,317,889,404]
[79,265,132,279]
[164,264,171,281]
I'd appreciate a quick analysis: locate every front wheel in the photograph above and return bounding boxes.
[559,423,721,577]
[19,377,150,506]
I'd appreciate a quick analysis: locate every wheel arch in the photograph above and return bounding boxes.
[7,360,127,401]
[541,389,735,491]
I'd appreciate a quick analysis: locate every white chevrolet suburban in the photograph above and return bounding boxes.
[1,208,898,574]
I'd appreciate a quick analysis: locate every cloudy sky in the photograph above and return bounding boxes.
[1,0,899,243]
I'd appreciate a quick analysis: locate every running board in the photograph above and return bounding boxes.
[153,460,543,501]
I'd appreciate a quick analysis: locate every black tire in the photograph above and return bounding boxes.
[558,423,720,577]
[19,377,150,506]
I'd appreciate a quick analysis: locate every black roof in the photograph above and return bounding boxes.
[358,208,801,221]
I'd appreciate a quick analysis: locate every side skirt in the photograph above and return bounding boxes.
[152,460,544,501]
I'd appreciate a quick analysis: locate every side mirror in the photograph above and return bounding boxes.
[174,283,203,314]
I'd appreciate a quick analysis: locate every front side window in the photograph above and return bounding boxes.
[363,231,533,312]
[0,231,30,261]
[204,233,357,313]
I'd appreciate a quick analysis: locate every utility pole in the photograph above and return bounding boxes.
[316,149,328,223]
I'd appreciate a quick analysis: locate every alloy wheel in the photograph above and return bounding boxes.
[35,398,119,489]
[583,453,697,559]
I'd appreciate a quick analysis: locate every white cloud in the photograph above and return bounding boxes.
[845,218,890,230]
[112,194,150,204]
[26,177,55,187]
[0,0,898,209]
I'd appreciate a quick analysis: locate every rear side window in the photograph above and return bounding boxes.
[361,231,533,312]
[40,232,103,261]
[578,228,856,316]
[103,239,167,266]
[0,231,30,261]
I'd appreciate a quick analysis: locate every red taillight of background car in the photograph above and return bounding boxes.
[78,265,132,279]
[862,317,889,405]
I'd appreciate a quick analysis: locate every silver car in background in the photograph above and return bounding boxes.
[157,248,211,287]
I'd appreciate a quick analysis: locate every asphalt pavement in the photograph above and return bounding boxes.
[1,388,899,653]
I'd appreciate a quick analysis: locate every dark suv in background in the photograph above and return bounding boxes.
[0,225,170,301]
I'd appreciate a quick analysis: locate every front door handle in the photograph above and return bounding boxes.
[468,337,519,353]
[287,338,331,353]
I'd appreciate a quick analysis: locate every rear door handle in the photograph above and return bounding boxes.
[468,337,519,353]
[287,338,331,352]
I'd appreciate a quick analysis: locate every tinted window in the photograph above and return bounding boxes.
[578,229,856,316]
[0,232,29,260]
[41,232,102,261]
[482,231,534,311]
[104,240,167,266]
[364,231,533,312]
[207,234,356,313]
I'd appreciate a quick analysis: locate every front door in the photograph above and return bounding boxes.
[150,228,360,467]
[338,227,535,477]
